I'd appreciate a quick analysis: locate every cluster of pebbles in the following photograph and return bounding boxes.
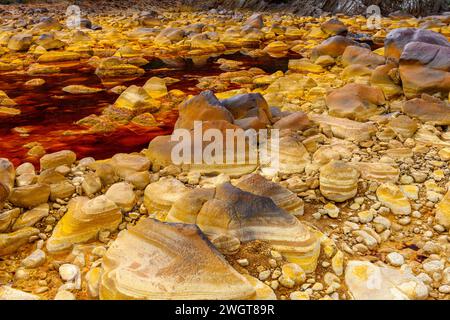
[0,3,450,300]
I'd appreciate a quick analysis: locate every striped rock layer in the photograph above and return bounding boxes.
[166,182,322,273]
[46,196,122,253]
[236,174,304,216]
[100,218,255,300]
[320,160,360,202]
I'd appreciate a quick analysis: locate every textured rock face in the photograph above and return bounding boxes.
[200,183,322,272]
[0,209,20,233]
[326,83,385,121]
[272,111,310,131]
[143,77,168,99]
[345,261,428,300]
[175,91,234,130]
[99,218,255,300]
[12,203,49,231]
[37,52,81,63]
[385,28,450,61]
[144,135,178,169]
[399,42,450,98]
[204,0,447,16]
[320,160,360,202]
[46,196,122,253]
[105,182,137,212]
[167,188,215,224]
[402,95,450,125]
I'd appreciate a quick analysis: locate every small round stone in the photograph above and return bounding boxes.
[386,252,404,267]
[59,264,79,282]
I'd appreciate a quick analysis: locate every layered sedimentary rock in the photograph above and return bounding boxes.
[353,162,400,183]
[0,209,20,233]
[46,196,122,253]
[387,115,418,139]
[105,182,137,212]
[99,218,255,300]
[143,77,168,99]
[146,120,259,177]
[110,153,151,179]
[310,114,376,142]
[320,160,359,202]
[7,34,32,51]
[12,203,49,231]
[144,178,188,216]
[166,188,216,224]
[37,51,81,63]
[272,111,310,131]
[261,132,310,175]
[236,174,304,216]
[167,182,322,273]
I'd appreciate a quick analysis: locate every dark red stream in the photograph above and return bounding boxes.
[0,52,294,167]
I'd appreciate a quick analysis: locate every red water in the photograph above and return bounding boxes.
[0,53,294,167]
